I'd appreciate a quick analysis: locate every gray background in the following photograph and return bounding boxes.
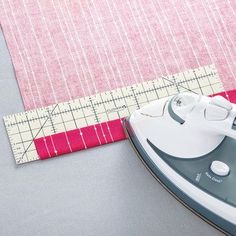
[0,29,223,236]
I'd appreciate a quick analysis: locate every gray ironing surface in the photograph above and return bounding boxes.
[0,29,223,236]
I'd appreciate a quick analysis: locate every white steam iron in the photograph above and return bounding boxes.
[124,92,236,235]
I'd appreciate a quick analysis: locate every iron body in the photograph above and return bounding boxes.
[124,93,236,235]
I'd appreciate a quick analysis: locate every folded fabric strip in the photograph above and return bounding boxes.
[34,89,236,160]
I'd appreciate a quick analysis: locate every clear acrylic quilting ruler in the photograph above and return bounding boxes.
[4,65,227,164]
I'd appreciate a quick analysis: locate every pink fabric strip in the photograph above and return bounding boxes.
[34,90,236,160]
[0,0,236,110]
[34,118,125,159]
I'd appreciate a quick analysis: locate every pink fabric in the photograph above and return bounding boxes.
[0,0,236,110]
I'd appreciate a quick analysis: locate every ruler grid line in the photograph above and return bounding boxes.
[13,114,28,162]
